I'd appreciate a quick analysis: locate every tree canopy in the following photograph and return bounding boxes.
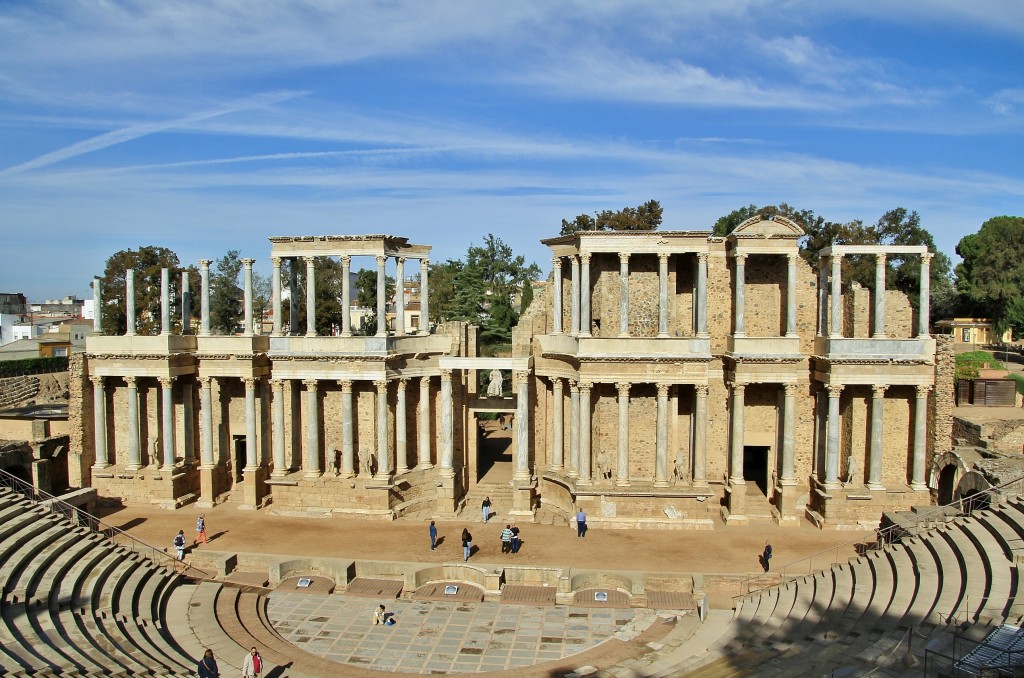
[100,246,188,335]
[209,250,243,335]
[955,216,1024,333]
[354,267,395,334]
[560,199,663,236]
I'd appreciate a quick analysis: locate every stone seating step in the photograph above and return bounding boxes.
[85,555,157,675]
[923,529,965,626]
[902,536,942,624]
[954,518,1012,621]
[883,547,917,626]
[976,508,1024,563]
[940,525,988,623]
[2,522,68,599]
[183,582,247,674]
[131,569,194,674]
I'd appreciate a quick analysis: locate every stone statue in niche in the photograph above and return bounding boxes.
[845,453,859,485]
[150,436,161,465]
[486,369,503,398]
[596,449,613,481]
[360,450,374,477]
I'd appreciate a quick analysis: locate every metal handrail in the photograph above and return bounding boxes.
[733,472,1024,601]
[0,468,216,580]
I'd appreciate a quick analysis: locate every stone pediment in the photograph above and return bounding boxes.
[729,215,805,239]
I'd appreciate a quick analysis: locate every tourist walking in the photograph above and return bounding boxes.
[173,530,186,561]
[193,513,207,546]
[429,520,438,551]
[500,524,513,553]
[482,496,491,523]
[197,649,219,678]
[761,540,773,572]
[462,528,473,562]
[576,508,587,538]
[242,647,262,677]
[511,524,521,554]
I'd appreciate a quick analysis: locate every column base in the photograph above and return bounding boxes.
[692,478,709,487]
[653,479,671,488]
[615,479,630,487]
[910,482,928,492]
[549,465,564,473]
[416,462,434,471]
[867,482,886,491]
[305,471,323,480]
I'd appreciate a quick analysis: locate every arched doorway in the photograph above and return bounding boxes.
[937,464,958,505]
[962,488,990,514]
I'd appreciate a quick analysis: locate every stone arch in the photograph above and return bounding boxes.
[954,470,991,502]
[930,450,971,505]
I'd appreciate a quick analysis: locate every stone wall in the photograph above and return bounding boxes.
[67,354,90,487]
[932,334,955,456]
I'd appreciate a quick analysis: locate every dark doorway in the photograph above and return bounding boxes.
[937,464,957,506]
[477,415,513,482]
[3,465,30,484]
[232,436,245,483]
[743,446,770,496]
[962,488,990,515]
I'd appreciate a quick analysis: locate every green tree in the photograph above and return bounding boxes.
[99,246,182,335]
[354,267,395,334]
[956,216,1024,328]
[428,260,463,324]
[252,271,271,333]
[520,279,534,314]
[210,250,242,334]
[560,199,663,235]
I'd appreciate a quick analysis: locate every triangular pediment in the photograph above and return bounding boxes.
[730,215,805,239]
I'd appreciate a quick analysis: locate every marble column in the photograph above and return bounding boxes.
[376,255,388,336]
[199,377,215,468]
[417,376,432,469]
[830,254,843,338]
[92,278,103,334]
[696,253,709,337]
[396,257,406,336]
[868,384,887,490]
[200,260,212,336]
[733,253,747,336]
[126,376,140,470]
[304,379,320,477]
[615,382,630,486]
[658,253,670,338]
[181,380,194,463]
[692,384,708,486]
[781,383,797,483]
[396,378,408,473]
[570,256,580,336]
[341,255,352,337]
[242,258,255,336]
[439,370,454,478]
[729,383,746,484]
[91,376,109,468]
[786,253,798,337]
[181,271,191,335]
[340,380,355,476]
[271,257,283,336]
[159,376,176,469]
[655,383,670,486]
[580,254,592,337]
[244,377,258,469]
[289,259,299,335]
[514,371,530,481]
[419,258,430,334]
[825,384,843,486]
[551,257,563,335]
[618,254,630,337]
[578,382,592,484]
[160,268,171,335]
[271,379,286,477]
[911,385,931,490]
[126,268,137,337]
[375,379,390,477]
[305,257,317,337]
[919,253,932,338]
[817,256,828,337]
[550,378,564,471]
[568,380,580,478]
[873,254,887,338]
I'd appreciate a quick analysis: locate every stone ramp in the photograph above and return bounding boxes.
[343,576,402,598]
[501,583,557,606]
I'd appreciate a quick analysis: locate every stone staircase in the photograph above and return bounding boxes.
[456,482,515,523]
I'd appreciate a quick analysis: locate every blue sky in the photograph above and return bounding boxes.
[1,1,1022,301]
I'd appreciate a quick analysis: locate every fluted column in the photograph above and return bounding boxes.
[340,255,352,337]
[91,377,109,468]
[241,258,255,336]
[417,376,432,469]
[568,380,580,478]
[375,378,390,477]
[199,259,212,336]
[514,370,531,481]
[396,378,408,473]
[376,255,388,336]
[551,257,563,335]
[126,376,140,470]
[919,253,932,338]
[733,253,747,336]
[781,383,797,483]
[729,383,746,484]
[817,256,828,337]
[439,369,454,478]
[550,378,564,471]
[873,254,887,338]
[825,384,843,486]
[868,384,886,490]
[580,253,592,337]
[830,254,842,338]
[419,258,430,334]
[911,385,931,490]
[696,253,709,337]
[340,380,355,476]
[396,257,406,336]
[159,376,176,469]
[304,379,320,477]
[579,382,592,484]
[305,257,317,337]
[692,384,708,486]
[272,257,283,336]
[271,379,286,477]
[618,254,630,337]
[655,383,670,486]
[181,271,191,335]
[786,253,798,337]
[160,268,171,335]
[181,380,194,463]
[125,268,137,337]
[243,377,258,469]
[92,278,103,334]
[570,256,580,336]
[658,254,670,338]
[198,377,215,468]
[288,259,299,334]
[615,382,630,486]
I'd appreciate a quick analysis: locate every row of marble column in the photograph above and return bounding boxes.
[546,378,710,487]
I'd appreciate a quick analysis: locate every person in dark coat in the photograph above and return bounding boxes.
[198,649,219,678]
[761,541,773,572]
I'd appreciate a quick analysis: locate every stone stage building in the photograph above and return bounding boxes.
[68,218,953,529]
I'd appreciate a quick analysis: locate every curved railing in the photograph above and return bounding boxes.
[0,468,217,580]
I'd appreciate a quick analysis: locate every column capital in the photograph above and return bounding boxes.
[581,252,592,264]
[125,375,137,387]
[397,377,409,390]
[397,256,406,265]
[338,379,353,392]
[241,258,255,267]
[304,256,316,267]
[198,376,213,388]
[831,252,843,263]
[732,251,747,264]
[198,259,212,268]
[916,384,933,397]
[375,255,387,266]
[731,382,745,395]
[569,378,580,393]
[514,369,530,382]
[551,256,563,269]
[243,376,258,389]
[89,375,105,387]
[340,255,351,266]
[826,383,845,398]
[440,369,452,382]
[787,252,799,265]
[618,252,630,265]
[578,381,592,393]
[695,383,709,397]
[875,253,887,265]
[374,378,388,390]
[270,378,285,390]
[550,376,563,388]
[421,258,430,269]
[616,382,630,397]
[658,252,670,264]
[922,251,934,263]
[657,383,670,398]
[697,251,709,263]
[271,256,282,267]
[158,376,176,388]
[784,382,800,397]
[872,384,889,398]
[303,378,318,389]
